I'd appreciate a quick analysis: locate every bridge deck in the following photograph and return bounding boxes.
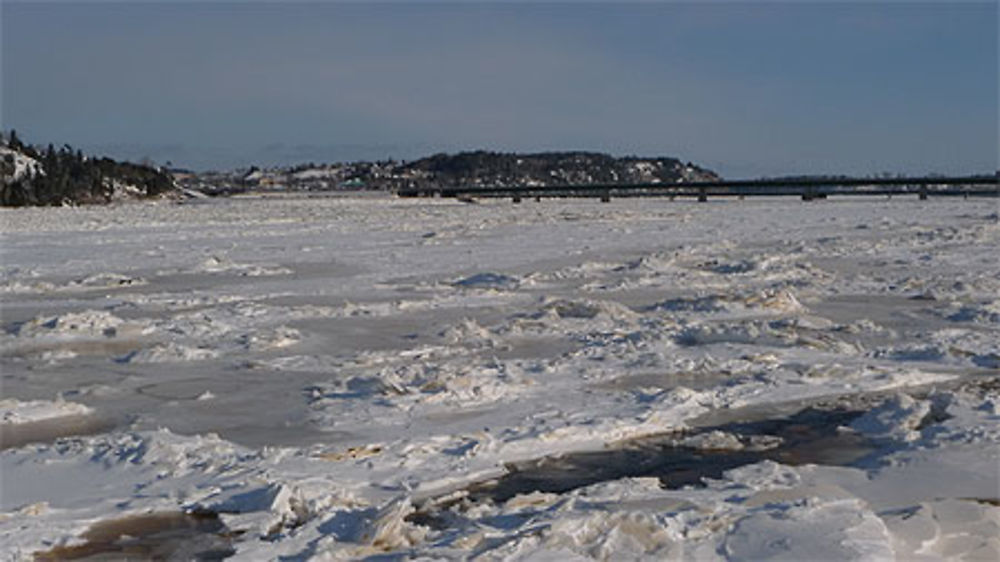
[397,176,998,200]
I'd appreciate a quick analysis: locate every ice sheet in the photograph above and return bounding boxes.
[2,195,997,560]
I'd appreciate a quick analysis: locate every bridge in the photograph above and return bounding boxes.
[397,175,998,202]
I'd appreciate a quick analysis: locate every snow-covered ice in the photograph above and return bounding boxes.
[1,194,997,560]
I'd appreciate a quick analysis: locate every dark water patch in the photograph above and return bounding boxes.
[466,407,870,505]
[705,259,756,275]
[961,497,1000,507]
[34,511,235,561]
[641,295,729,314]
[0,414,115,451]
[452,272,520,290]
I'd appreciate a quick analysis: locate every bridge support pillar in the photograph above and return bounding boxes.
[919,187,928,200]
[600,192,611,203]
[698,188,707,202]
[512,196,521,204]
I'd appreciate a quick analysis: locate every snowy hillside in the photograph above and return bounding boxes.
[1,134,177,206]
[0,145,44,184]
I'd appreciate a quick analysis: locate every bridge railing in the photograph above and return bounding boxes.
[397,175,998,201]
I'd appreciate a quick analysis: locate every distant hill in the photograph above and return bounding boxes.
[1,131,177,207]
[397,151,719,189]
[189,150,720,194]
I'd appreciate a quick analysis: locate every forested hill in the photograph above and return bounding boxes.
[202,150,721,194]
[1,131,177,207]
[397,151,719,189]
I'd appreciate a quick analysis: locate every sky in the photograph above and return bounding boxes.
[1,1,997,177]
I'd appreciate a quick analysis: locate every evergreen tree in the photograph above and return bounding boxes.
[2,133,176,206]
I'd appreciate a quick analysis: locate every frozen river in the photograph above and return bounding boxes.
[2,194,998,560]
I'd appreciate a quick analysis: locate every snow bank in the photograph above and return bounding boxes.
[0,399,93,425]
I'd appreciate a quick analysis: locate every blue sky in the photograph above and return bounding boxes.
[2,1,996,177]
